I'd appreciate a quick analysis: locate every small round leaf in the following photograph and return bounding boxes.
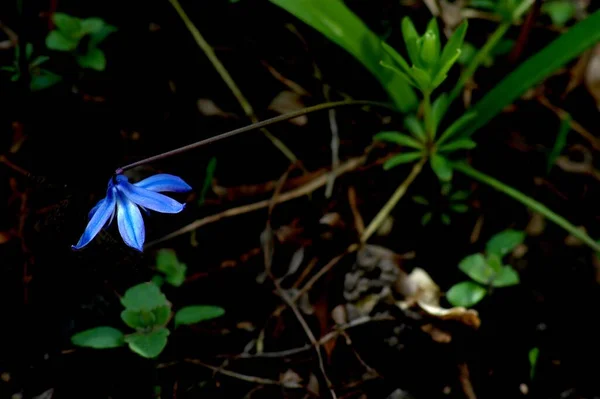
[124,328,170,359]
[71,327,124,349]
[446,281,487,308]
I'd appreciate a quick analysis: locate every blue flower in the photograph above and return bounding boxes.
[73,174,192,251]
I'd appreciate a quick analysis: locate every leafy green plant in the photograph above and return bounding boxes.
[71,251,224,359]
[0,43,61,91]
[446,229,524,307]
[413,183,469,226]
[542,0,576,27]
[45,12,116,71]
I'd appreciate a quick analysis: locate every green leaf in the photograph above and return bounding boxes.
[383,152,423,170]
[438,139,477,152]
[124,328,170,358]
[542,1,576,27]
[486,229,525,258]
[458,42,477,65]
[410,65,431,91]
[156,249,187,287]
[199,157,217,206]
[461,10,600,139]
[89,24,118,47]
[421,211,433,225]
[446,281,487,307]
[46,31,78,51]
[547,116,571,173]
[529,347,539,380]
[437,111,477,145]
[486,253,503,274]
[153,305,172,327]
[381,41,413,76]
[436,21,467,77]
[52,12,83,38]
[175,305,225,327]
[412,195,429,205]
[81,18,105,34]
[492,266,520,287]
[121,282,170,311]
[29,55,50,68]
[401,17,422,67]
[431,93,448,136]
[441,213,451,225]
[430,154,452,182]
[120,307,170,330]
[76,47,106,71]
[459,253,495,285]
[374,131,424,148]
[71,326,125,349]
[30,69,62,91]
[450,204,468,213]
[404,115,427,142]
[449,190,470,201]
[270,0,417,111]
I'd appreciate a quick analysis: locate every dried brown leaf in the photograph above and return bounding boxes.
[268,91,307,126]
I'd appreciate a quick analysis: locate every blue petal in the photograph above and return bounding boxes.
[134,174,192,193]
[73,188,117,250]
[116,191,145,251]
[118,180,186,214]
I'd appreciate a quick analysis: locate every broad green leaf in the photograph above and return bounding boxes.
[430,154,452,182]
[175,305,225,327]
[446,281,487,307]
[492,266,520,287]
[438,139,476,152]
[462,10,600,138]
[486,253,503,274]
[71,326,125,349]
[156,249,187,287]
[374,131,424,148]
[30,70,62,91]
[121,282,170,311]
[459,253,494,285]
[437,111,477,145]
[121,309,145,329]
[153,305,172,327]
[81,18,105,34]
[53,12,82,38]
[270,0,417,111]
[89,24,118,47]
[120,307,169,330]
[76,47,106,71]
[383,152,423,170]
[404,115,427,142]
[486,229,525,258]
[125,328,170,358]
[46,31,78,51]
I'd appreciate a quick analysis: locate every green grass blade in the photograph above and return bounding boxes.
[270,0,418,111]
[453,162,600,253]
[462,10,600,138]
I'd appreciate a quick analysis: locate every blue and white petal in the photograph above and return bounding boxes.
[115,191,145,251]
[118,180,186,214]
[73,188,117,250]
[134,174,192,193]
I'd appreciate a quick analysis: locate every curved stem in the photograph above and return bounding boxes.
[361,157,427,243]
[116,100,393,173]
[168,0,298,164]
[453,162,600,253]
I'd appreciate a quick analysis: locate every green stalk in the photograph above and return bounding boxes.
[450,22,510,102]
[168,0,299,165]
[453,162,600,253]
[361,157,427,243]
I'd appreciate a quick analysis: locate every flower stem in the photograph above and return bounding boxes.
[453,162,600,253]
[168,0,298,165]
[361,157,427,243]
[116,100,393,174]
